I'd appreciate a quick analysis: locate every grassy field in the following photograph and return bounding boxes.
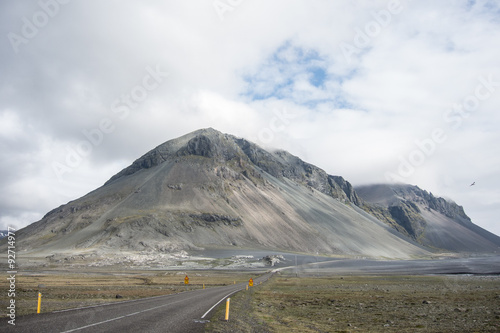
[0,270,257,317]
[207,274,500,332]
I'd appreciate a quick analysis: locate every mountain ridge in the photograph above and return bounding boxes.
[356,183,500,252]
[3,128,499,259]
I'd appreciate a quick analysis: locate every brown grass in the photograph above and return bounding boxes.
[208,274,500,333]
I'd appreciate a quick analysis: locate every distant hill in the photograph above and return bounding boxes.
[2,128,498,259]
[356,184,500,252]
[0,230,7,238]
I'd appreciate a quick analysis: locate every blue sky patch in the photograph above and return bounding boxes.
[309,67,327,87]
[242,42,338,106]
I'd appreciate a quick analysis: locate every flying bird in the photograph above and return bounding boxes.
[470,182,475,186]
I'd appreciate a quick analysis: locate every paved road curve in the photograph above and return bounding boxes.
[5,273,273,333]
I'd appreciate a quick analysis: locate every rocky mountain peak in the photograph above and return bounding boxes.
[178,133,221,159]
[104,129,361,206]
[106,128,232,184]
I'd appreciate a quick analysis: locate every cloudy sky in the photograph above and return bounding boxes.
[1,0,499,236]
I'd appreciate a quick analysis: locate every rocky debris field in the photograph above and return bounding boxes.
[7,251,288,271]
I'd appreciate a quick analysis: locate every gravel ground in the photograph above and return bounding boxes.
[207,274,500,332]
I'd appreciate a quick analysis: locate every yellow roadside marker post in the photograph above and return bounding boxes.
[203,283,205,289]
[37,293,42,314]
[225,298,230,321]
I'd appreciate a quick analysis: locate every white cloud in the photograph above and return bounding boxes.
[0,110,24,139]
[0,0,499,237]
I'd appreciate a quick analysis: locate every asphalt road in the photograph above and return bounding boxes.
[5,273,273,333]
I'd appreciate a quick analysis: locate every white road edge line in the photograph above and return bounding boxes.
[58,298,187,333]
[59,275,270,331]
[200,289,242,319]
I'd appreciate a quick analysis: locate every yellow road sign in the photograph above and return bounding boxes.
[184,275,189,285]
[249,278,253,287]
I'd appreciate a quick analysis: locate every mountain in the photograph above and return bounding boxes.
[356,184,500,252]
[3,128,498,260]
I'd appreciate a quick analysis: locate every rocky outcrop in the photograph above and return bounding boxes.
[413,188,471,224]
[388,200,426,239]
[328,175,362,206]
[262,255,285,266]
[105,147,167,184]
[188,213,242,227]
[181,135,215,157]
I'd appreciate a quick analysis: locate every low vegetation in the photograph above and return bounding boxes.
[208,274,500,332]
